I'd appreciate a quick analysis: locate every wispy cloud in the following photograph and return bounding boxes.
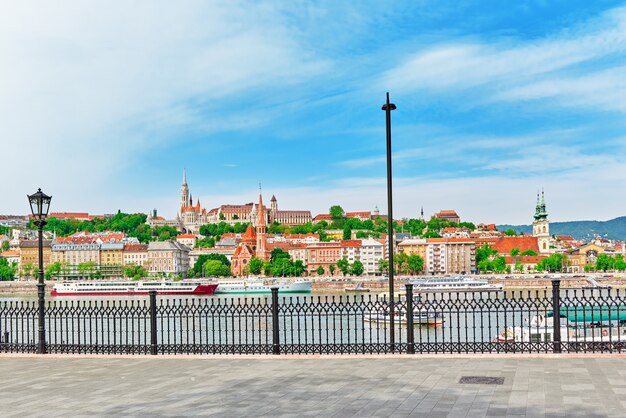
[381,5,626,111]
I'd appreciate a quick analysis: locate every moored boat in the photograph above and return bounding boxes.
[51,280,218,296]
[345,282,370,293]
[494,306,626,343]
[213,278,312,294]
[364,309,444,326]
[410,276,503,292]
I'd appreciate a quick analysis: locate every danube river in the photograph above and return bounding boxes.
[3,287,622,351]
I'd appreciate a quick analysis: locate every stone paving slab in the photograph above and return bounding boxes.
[1,355,625,417]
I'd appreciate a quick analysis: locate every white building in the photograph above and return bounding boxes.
[123,244,149,267]
[176,234,197,248]
[147,241,191,276]
[360,238,385,275]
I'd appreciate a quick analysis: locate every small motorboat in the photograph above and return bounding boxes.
[345,282,370,293]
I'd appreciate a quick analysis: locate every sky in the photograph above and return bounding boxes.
[1,1,625,224]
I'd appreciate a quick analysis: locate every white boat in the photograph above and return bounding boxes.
[410,276,503,292]
[213,278,312,294]
[494,307,626,344]
[364,309,444,326]
[51,280,218,296]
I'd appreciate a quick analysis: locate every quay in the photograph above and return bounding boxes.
[2,354,626,417]
[1,273,625,296]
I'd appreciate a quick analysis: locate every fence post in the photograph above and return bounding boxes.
[271,287,280,355]
[405,284,415,354]
[551,279,561,354]
[149,290,157,355]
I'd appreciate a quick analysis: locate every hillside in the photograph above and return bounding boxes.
[497,216,626,241]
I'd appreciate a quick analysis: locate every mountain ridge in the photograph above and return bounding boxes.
[497,216,626,241]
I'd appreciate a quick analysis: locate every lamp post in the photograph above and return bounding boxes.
[27,188,52,354]
[381,92,396,351]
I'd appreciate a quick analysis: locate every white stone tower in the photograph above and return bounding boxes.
[180,168,189,212]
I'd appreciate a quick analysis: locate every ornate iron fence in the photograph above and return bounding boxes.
[2,280,626,355]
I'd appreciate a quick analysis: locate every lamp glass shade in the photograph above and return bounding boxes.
[27,188,52,219]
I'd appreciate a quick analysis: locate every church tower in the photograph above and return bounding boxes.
[532,190,550,254]
[180,168,189,212]
[256,191,269,261]
[270,195,278,223]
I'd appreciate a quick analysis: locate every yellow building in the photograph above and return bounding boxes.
[397,239,427,259]
[565,243,605,273]
[19,240,52,270]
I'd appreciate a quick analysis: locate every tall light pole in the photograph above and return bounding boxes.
[381,92,396,351]
[27,188,52,354]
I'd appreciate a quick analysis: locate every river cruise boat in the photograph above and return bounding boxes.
[51,280,219,296]
[364,309,444,326]
[213,279,312,294]
[494,306,626,344]
[410,276,503,292]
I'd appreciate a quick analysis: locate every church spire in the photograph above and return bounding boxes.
[256,188,268,260]
[534,189,548,220]
[183,168,187,185]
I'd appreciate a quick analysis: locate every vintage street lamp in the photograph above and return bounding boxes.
[381,92,396,351]
[27,188,51,354]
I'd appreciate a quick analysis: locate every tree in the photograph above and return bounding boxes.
[248,257,264,275]
[378,259,389,274]
[123,264,147,280]
[0,258,16,281]
[192,254,231,276]
[21,262,34,279]
[510,248,521,257]
[521,249,538,256]
[515,261,524,273]
[263,261,272,276]
[1,241,9,252]
[407,254,424,274]
[343,225,352,240]
[351,260,364,276]
[202,260,231,277]
[270,248,290,262]
[316,265,325,276]
[45,262,62,280]
[492,256,507,273]
[535,253,566,272]
[78,262,99,279]
[336,258,350,276]
[328,264,336,276]
[596,254,615,272]
[504,229,517,236]
[615,255,626,272]
[476,245,497,265]
[395,252,409,274]
[329,205,344,220]
[195,237,215,248]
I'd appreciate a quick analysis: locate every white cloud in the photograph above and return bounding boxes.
[0,1,328,213]
[381,6,626,111]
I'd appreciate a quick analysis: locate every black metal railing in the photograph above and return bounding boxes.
[2,280,626,355]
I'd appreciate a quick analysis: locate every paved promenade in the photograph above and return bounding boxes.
[2,354,626,417]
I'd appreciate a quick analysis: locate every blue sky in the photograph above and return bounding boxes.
[2,1,625,224]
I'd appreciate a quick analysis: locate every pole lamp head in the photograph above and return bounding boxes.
[381,92,396,111]
[27,188,52,221]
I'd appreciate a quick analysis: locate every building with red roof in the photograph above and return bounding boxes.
[492,236,540,255]
[433,210,460,224]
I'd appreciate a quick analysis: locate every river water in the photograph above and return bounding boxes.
[2,288,624,350]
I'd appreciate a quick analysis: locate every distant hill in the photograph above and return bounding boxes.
[497,216,626,241]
